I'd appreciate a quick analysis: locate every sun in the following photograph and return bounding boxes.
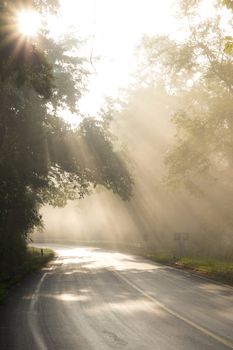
[17,10,41,37]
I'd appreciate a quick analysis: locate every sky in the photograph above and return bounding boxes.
[42,0,220,122]
[17,0,223,121]
[48,0,182,119]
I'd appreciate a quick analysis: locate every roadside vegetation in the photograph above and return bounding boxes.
[146,253,233,286]
[0,246,54,302]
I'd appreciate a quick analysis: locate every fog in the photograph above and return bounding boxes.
[32,1,233,259]
[34,82,233,258]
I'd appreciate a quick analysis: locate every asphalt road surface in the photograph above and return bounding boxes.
[1,244,233,350]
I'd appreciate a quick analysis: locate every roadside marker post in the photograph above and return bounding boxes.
[174,232,189,258]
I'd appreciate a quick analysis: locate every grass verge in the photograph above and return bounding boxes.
[146,253,233,286]
[0,246,55,302]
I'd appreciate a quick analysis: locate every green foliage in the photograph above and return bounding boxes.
[140,8,233,195]
[222,0,233,10]
[140,18,233,92]
[224,36,233,54]
[178,257,233,284]
[218,1,233,54]
[0,2,54,98]
[78,118,133,200]
[0,0,133,279]
[0,246,55,300]
[146,252,176,264]
[147,253,233,285]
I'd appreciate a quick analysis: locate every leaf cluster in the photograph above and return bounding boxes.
[139,4,233,196]
[0,0,133,278]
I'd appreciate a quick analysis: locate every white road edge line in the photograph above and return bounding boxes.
[28,265,54,350]
[113,269,233,349]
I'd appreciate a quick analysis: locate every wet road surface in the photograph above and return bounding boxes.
[1,244,233,350]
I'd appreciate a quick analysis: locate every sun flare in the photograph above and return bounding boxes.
[17,10,41,37]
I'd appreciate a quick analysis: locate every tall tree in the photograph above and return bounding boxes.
[139,3,233,194]
[0,0,133,279]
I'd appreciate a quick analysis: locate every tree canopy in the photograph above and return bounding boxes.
[138,2,233,197]
[0,0,133,279]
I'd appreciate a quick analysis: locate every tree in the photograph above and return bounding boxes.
[0,0,133,279]
[139,6,233,194]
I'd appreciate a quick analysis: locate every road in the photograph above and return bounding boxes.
[1,244,233,350]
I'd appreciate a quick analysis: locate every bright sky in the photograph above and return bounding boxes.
[46,0,182,120]
[44,0,220,122]
[16,0,225,122]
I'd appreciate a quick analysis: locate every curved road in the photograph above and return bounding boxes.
[1,244,233,349]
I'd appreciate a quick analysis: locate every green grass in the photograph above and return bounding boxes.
[146,253,233,286]
[146,252,177,264]
[0,246,55,302]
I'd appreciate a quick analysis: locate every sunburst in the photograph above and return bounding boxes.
[17,10,41,37]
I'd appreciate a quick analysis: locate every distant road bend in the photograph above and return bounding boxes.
[1,244,233,350]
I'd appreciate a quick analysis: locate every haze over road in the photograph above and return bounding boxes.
[1,244,233,350]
